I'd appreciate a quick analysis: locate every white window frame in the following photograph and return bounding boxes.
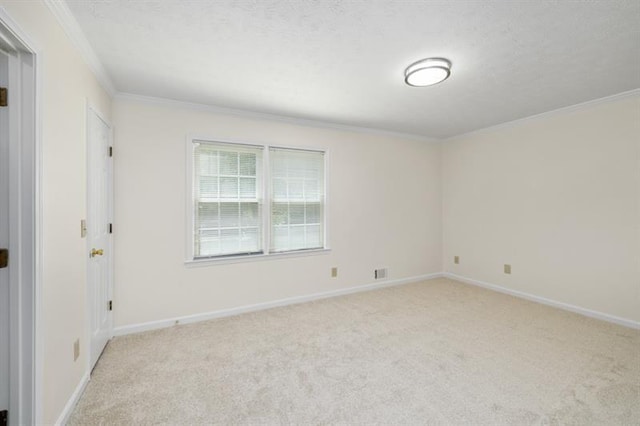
[185,136,330,266]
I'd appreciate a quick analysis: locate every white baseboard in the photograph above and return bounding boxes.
[114,272,444,337]
[114,270,638,337]
[443,272,640,330]
[55,370,89,426]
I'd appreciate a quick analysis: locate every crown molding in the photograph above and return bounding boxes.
[44,0,116,96]
[442,88,640,142]
[41,0,638,143]
[114,92,439,143]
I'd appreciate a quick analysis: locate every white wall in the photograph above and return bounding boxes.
[443,93,640,323]
[112,97,442,328]
[0,1,112,423]
[2,4,637,423]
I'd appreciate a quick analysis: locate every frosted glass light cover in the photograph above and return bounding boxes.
[404,58,451,87]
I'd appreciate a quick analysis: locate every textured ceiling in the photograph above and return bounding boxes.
[66,0,640,139]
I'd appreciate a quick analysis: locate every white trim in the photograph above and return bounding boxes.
[114,273,444,336]
[0,7,42,425]
[185,248,331,267]
[186,137,330,263]
[184,136,195,261]
[444,273,640,330]
[86,101,111,128]
[29,0,640,145]
[116,86,639,145]
[110,269,640,338]
[441,88,640,142]
[322,147,329,251]
[116,92,438,143]
[53,370,89,426]
[106,73,639,146]
[262,146,270,256]
[43,0,115,96]
[189,133,328,155]
[33,36,44,426]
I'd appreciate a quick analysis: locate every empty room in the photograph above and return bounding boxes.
[0,0,638,425]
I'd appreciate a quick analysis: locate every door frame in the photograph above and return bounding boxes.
[0,7,42,426]
[85,101,114,371]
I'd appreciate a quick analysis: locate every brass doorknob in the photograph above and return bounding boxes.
[90,248,104,257]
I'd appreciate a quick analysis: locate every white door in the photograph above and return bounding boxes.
[87,106,113,370]
[0,48,10,422]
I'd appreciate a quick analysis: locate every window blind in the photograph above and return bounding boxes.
[193,141,263,257]
[270,147,324,252]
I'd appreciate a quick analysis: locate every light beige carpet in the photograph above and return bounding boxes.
[69,278,640,425]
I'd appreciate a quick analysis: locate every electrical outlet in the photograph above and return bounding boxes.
[504,264,511,274]
[454,256,459,264]
[331,267,338,278]
[73,339,80,361]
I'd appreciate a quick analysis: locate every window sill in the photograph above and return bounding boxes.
[184,248,331,267]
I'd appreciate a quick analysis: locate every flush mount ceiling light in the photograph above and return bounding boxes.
[404,58,452,87]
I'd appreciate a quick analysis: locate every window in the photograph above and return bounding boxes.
[189,139,326,261]
[193,142,263,257]
[270,147,324,252]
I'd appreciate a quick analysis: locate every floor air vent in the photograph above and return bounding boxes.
[374,268,388,280]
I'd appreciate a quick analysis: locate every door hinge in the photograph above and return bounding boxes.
[0,249,8,269]
[0,88,7,107]
[1,409,7,426]
[108,223,113,234]
[108,146,113,157]
[108,300,113,311]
